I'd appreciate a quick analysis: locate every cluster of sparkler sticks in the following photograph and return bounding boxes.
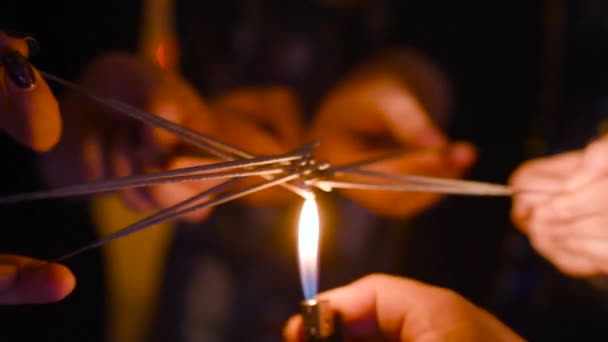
[0,71,515,263]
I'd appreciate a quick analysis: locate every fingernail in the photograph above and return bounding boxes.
[0,264,17,290]
[2,50,36,89]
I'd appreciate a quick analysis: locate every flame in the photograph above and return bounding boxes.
[298,198,320,300]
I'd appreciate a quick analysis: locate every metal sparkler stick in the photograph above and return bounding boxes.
[9,70,534,264]
[55,162,325,261]
[0,151,304,205]
[41,71,314,199]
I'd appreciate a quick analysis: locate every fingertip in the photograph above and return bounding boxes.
[18,262,75,303]
[283,314,303,342]
[45,263,76,301]
[449,141,477,168]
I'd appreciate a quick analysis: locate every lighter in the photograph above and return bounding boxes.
[300,298,341,342]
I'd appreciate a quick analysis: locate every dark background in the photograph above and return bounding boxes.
[1,0,608,341]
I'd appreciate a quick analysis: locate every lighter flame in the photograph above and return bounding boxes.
[298,198,320,300]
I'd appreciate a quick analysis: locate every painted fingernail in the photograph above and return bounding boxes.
[0,264,17,290]
[2,50,36,89]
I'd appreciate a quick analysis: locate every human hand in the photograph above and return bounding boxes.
[311,51,476,218]
[283,273,523,342]
[0,254,74,305]
[41,52,224,222]
[0,32,74,304]
[511,135,608,277]
[0,30,61,152]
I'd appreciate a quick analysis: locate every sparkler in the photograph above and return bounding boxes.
[0,71,516,262]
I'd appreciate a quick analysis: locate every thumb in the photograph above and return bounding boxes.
[0,256,75,305]
[368,77,446,148]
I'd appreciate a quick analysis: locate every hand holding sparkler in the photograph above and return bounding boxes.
[283,273,523,342]
[0,31,74,305]
[511,134,608,278]
[311,50,477,218]
[0,30,61,152]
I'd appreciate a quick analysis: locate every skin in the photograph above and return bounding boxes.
[0,30,61,152]
[311,50,476,218]
[511,134,608,277]
[283,274,524,342]
[0,32,74,305]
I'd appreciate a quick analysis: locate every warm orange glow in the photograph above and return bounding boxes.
[298,197,320,299]
[155,44,167,69]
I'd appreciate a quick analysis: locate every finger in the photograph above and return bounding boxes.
[537,242,599,278]
[549,215,608,241]
[377,86,446,149]
[330,144,476,218]
[312,274,453,340]
[313,75,446,154]
[565,135,608,190]
[359,143,476,180]
[0,57,61,152]
[0,32,60,151]
[510,152,582,228]
[510,151,581,188]
[524,213,601,277]
[341,74,447,148]
[283,314,303,342]
[558,237,608,276]
[544,178,608,221]
[0,255,75,305]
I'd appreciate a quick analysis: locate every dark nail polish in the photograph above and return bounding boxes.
[2,50,36,89]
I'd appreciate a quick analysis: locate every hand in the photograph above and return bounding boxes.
[0,32,74,305]
[311,50,476,218]
[511,135,608,277]
[0,30,61,151]
[41,52,224,222]
[283,274,523,342]
[211,86,305,206]
[0,254,74,305]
